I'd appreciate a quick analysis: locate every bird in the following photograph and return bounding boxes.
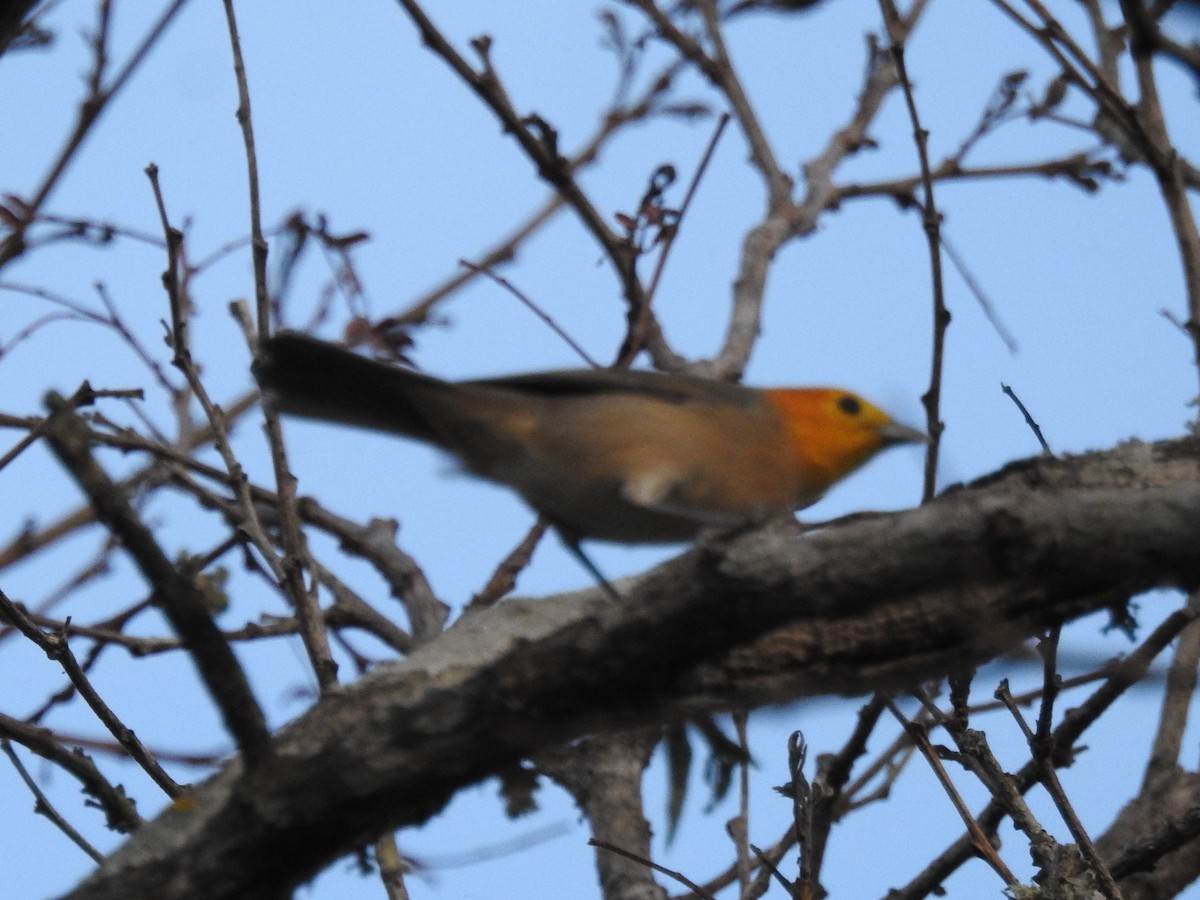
[253,331,925,589]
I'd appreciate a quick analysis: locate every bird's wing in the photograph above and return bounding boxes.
[466,368,758,408]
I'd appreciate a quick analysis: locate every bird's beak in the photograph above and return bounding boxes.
[878,421,928,446]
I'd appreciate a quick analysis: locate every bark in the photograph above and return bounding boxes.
[1099,768,1200,900]
[539,731,667,900]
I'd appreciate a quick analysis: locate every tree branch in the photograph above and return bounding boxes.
[41,394,272,769]
[63,437,1200,900]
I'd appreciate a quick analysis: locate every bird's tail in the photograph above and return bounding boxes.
[253,332,447,444]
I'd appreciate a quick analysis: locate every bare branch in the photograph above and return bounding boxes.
[40,394,272,768]
[0,0,190,269]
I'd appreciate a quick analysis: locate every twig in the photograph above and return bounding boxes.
[164,468,419,655]
[626,0,793,378]
[991,1,1143,154]
[392,59,683,329]
[0,0,190,269]
[1,739,103,862]
[632,0,788,203]
[807,693,888,881]
[785,731,813,896]
[894,597,1199,898]
[836,153,1122,203]
[886,700,1019,887]
[220,2,340,689]
[146,165,338,687]
[22,589,155,725]
[616,112,730,367]
[1,410,445,651]
[459,261,600,367]
[468,520,549,611]
[393,0,644,317]
[0,389,255,573]
[220,2,269,335]
[701,2,789,197]
[995,679,1122,900]
[940,233,1019,354]
[1001,383,1053,455]
[0,590,184,799]
[40,393,272,767]
[659,721,850,896]
[590,838,717,899]
[0,275,177,395]
[727,710,751,895]
[879,0,948,503]
[23,729,224,768]
[10,539,119,635]
[0,708,142,835]
[296,503,447,644]
[673,806,795,899]
[1033,626,1061,748]
[0,403,72,473]
[749,844,790,894]
[1118,0,1200,398]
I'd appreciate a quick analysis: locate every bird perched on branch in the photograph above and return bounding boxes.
[253,331,924,588]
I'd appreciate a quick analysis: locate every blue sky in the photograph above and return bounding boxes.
[2,1,1199,898]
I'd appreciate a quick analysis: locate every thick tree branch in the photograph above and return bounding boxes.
[64,437,1200,900]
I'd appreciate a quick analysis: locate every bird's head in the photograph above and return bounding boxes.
[764,387,926,497]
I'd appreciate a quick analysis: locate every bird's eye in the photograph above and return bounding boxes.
[837,394,862,416]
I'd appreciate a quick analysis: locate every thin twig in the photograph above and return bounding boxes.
[393,0,644,317]
[590,838,717,900]
[0,590,184,799]
[940,233,1019,354]
[459,261,599,367]
[886,700,1019,887]
[1118,0,1200,398]
[879,0,948,503]
[221,1,340,689]
[836,153,1122,203]
[749,844,791,894]
[1,739,103,862]
[616,112,731,367]
[808,692,888,881]
[392,59,684,329]
[0,0,190,269]
[996,683,1122,899]
[728,711,751,895]
[0,712,142,834]
[0,390,261,573]
[1001,383,1053,455]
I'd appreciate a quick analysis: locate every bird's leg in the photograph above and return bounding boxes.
[558,533,622,600]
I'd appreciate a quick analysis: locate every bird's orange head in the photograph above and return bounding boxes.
[763,388,926,498]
